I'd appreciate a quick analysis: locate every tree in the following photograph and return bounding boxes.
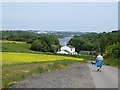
[67,37,95,52]
[31,40,47,52]
[105,42,120,58]
[67,30,119,53]
[50,45,60,53]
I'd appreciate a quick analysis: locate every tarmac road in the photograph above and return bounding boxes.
[87,63,118,88]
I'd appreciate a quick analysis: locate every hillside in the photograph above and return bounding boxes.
[1,40,34,53]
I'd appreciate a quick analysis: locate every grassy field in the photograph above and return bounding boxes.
[1,40,35,53]
[2,52,84,88]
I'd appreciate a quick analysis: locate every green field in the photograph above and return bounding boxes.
[1,40,35,53]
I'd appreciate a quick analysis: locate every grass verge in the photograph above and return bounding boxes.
[104,57,119,68]
[2,60,83,88]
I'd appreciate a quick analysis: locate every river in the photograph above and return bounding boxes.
[58,36,73,46]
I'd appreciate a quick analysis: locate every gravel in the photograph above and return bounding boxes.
[11,63,95,88]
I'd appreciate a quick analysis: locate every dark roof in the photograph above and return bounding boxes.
[67,45,75,48]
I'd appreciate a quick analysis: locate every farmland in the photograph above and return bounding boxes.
[1,40,84,88]
[2,52,84,88]
[1,40,35,53]
[2,52,83,65]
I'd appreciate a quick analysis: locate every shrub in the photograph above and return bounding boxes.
[26,39,34,44]
[105,42,120,58]
[31,40,48,52]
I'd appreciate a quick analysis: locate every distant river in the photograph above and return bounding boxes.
[59,37,73,46]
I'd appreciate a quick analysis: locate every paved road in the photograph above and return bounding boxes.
[11,64,95,88]
[87,63,118,88]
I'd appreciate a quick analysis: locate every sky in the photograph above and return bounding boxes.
[1,2,118,32]
[1,0,119,2]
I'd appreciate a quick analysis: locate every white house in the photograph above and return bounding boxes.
[57,45,77,54]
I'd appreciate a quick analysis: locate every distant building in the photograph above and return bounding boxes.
[36,31,48,34]
[79,51,96,55]
[57,45,77,54]
[79,51,91,54]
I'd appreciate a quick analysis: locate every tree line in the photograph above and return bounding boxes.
[67,30,119,58]
[1,31,60,53]
[1,30,119,58]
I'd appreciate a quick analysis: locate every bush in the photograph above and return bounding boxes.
[30,34,60,52]
[31,40,48,52]
[26,39,34,44]
[104,57,119,68]
[105,42,120,58]
[50,45,60,53]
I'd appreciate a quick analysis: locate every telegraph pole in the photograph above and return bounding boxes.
[98,41,101,54]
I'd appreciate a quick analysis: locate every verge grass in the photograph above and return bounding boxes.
[2,61,82,88]
[104,57,119,68]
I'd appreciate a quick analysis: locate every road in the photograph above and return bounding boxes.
[11,63,118,88]
[87,63,118,88]
[11,64,95,88]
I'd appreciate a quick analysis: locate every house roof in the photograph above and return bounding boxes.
[67,45,75,48]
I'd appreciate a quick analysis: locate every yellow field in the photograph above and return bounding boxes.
[0,40,26,43]
[1,52,84,65]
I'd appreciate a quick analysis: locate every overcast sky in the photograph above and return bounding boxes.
[1,2,118,32]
